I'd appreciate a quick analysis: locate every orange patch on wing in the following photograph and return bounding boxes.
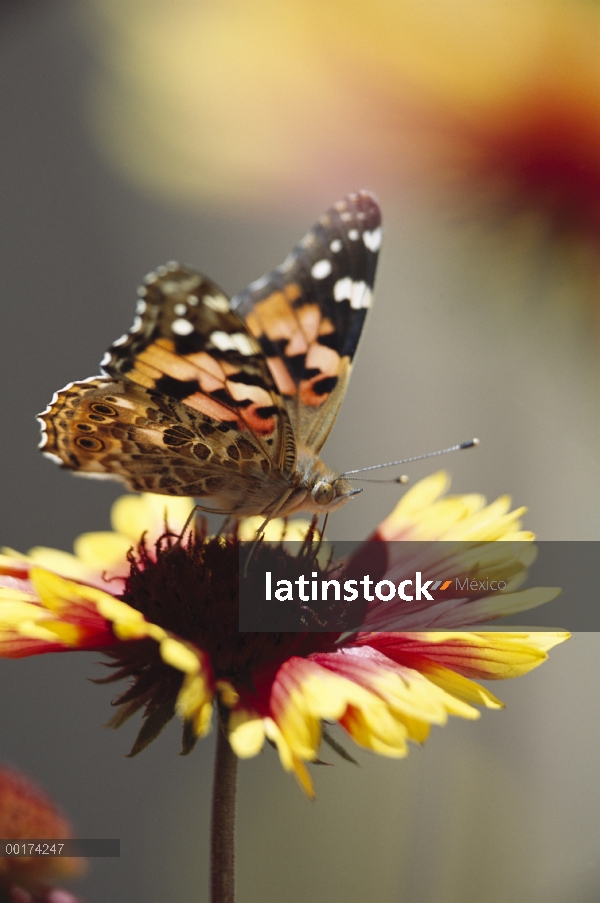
[318,318,335,338]
[300,379,329,407]
[156,337,176,352]
[299,344,342,407]
[187,352,228,382]
[267,356,296,396]
[128,370,156,390]
[182,392,238,423]
[245,287,302,345]
[241,405,277,436]
[295,305,321,343]
[225,378,273,409]
[132,359,163,380]
[137,343,204,383]
[135,345,240,398]
[305,343,340,377]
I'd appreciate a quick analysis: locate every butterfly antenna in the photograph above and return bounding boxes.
[350,475,410,485]
[341,438,479,479]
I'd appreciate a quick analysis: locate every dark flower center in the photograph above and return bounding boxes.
[118,525,365,685]
[100,523,366,756]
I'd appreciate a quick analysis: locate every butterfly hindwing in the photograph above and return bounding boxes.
[231,191,381,453]
[38,377,289,511]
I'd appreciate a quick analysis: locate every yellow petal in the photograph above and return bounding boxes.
[29,568,147,629]
[238,516,313,542]
[263,716,316,797]
[110,493,195,541]
[175,674,213,733]
[216,680,240,707]
[393,471,450,516]
[73,531,133,570]
[160,637,200,674]
[15,621,65,643]
[419,662,505,709]
[26,548,94,582]
[228,709,266,758]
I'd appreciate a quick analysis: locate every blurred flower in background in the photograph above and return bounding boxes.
[0,765,85,903]
[79,0,600,328]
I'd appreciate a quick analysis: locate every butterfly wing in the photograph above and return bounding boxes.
[231,191,381,453]
[39,263,296,509]
[101,263,295,474]
[38,377,289,511]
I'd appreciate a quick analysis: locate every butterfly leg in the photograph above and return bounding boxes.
[241,488,296,577]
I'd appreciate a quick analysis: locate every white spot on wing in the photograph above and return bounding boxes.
[232,333,258,356]
[100,351,112,368]
[333,278,371,309]
[352,282,371,309]
[131,315,143,332]
[112,334,128,346]
[37,418,48,447]
[187,294,200,306]
[311,259,332,280]
[348,229,359,241]
[204,294,229,312]
[43,451,63,465]
[156,265,168,277]
[144,272,157,285]
[172,318,194,336]
[330,239,342,253]
[333,277,353,302]
[363,227,382,252]
[210,331,258,355]
[173,303,187,316]
[136,299,147,314]
[137,286,147,297]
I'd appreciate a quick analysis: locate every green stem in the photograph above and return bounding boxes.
[210,718,238,903]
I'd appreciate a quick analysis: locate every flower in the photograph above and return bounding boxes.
[80,1,600,215]
[0,764,85,903]
[0,474,568,796]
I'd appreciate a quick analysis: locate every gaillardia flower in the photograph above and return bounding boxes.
[0,765,85,903]
[0,474,567,796]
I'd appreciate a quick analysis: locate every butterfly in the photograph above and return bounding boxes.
[38,191,382,519]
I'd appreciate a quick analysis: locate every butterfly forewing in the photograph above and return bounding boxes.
[100,262,295,475]
[231,191,381,453]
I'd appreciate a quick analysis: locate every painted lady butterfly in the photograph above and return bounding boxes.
[38,191,381,518]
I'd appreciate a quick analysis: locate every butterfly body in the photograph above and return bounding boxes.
[39,192,381,519]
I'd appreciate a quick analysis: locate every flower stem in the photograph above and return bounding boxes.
[210,716,238,903]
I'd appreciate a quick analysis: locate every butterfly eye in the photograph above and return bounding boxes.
[312,481,334,506]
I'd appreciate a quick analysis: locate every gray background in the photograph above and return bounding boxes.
[0,3,598,902]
